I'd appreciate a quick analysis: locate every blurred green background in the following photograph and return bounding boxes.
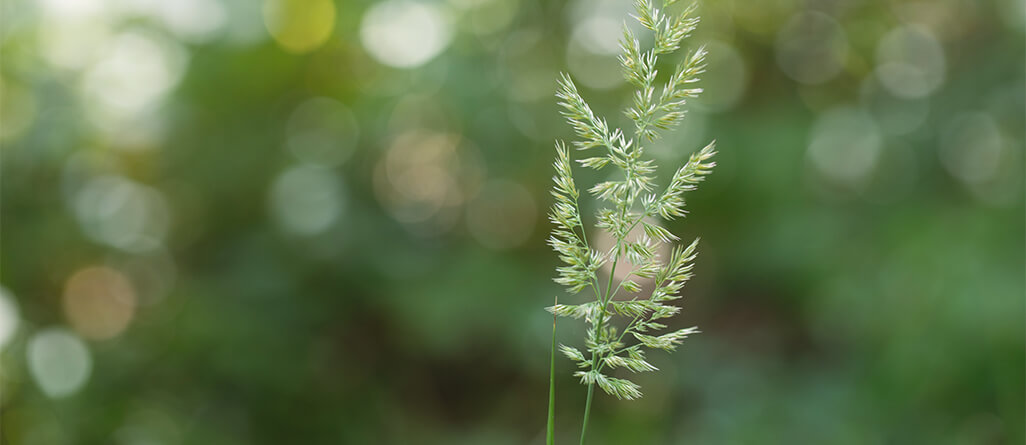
[1,0,1023,443]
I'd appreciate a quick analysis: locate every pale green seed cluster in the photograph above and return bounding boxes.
[547,0,716,401]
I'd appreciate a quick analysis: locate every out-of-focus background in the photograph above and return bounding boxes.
[1,0,1023,443]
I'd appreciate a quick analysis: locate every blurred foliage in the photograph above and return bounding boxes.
[0,0,1023,443]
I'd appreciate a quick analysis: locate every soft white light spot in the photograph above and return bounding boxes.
[360,1,452,68]
[39,0,106,20]
[571,16,621,56]
[563,2,638,91]
[27,328,92,398]
[287,98,359,167]
[270,164,345,236]
[38,7,114,70]
[0,286,20,351]
[466,180,536,250]
[807,106,882,188]
[939,112,1004,185]
[72,176,170,252]
[776,12,848,85]
[221,0,269,46]
[139,0,228,43]
[77,30,186,149]
[696,40,748,112]
[81,30,188,117]
[566,36,623,90]
[875,25,945,99]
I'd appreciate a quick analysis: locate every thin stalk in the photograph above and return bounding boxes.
[578,335,600,443]
[580,207,629,444]
[549,2,716,442]
[579,249,618,444]
[547,296,557,445]
[579,381,595,445]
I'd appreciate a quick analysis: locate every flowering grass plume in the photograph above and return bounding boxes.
[545,0,716,442]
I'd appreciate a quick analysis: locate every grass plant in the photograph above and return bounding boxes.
[544,1,717,443]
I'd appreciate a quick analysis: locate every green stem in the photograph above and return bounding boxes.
[547,297,557,445]
[578,178,653,445]
[577,260,614,445]
[579,204,631,444]
[579,378,596,445]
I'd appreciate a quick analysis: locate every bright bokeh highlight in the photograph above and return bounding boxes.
[27,328,93,398]
[263,0,335,53]
[360,1,452,68]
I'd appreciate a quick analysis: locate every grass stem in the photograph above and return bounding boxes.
[547,296,557,445]
[579,379,595,444]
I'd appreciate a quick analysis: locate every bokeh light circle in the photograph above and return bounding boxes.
[695,40,749,112]
[374,131,485,233]
[0,286,20,351]
[63,266,137,340]
[566,42,622,90]
[571,16,621,56]
[78,29,188,149]
[378,133,460,224]
[565,13,624,90]
[270,164,345,236]
[775,12,848,85]
[147,0,228,43]
[72,176,171,252]
[263,0,336,53]
[807,106,883,188]
[222,0,270,46]
[360,0,452,68]
[81,30,188,117]
[37,0,112,70]
[27,328,93,398]
[874,25,946,99]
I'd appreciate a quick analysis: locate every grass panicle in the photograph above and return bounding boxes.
[544,1,717,443]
